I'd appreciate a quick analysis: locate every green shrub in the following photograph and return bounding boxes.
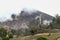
[0,28,7,38]
[36,37,48,40]
[9,33,13,38]
[2,37,9,40]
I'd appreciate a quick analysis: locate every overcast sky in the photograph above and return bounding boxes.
[0,0,60,21]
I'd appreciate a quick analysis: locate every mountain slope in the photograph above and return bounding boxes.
[17,10,54,22]
[1,9,54,29]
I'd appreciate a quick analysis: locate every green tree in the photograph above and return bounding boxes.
[28,20,38,35]
[0,28,7,38]
[0,28,10,40]
[11,14,16,21]
[49,14,60,29]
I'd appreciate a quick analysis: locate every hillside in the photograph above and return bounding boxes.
[0,9,54,30]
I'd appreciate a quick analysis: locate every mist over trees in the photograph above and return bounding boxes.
[0,9,60,40]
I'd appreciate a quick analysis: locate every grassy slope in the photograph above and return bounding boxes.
[10,33,60,40]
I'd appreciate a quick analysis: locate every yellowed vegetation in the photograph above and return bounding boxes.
[10,33,60,40]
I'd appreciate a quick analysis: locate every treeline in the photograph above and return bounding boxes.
[48,14,60,29]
